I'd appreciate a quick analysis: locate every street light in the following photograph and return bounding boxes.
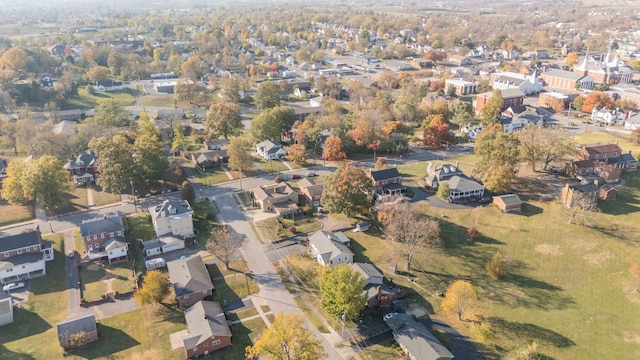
[130,180,137,213]
[341,310,346,345]
[48,220,53,233]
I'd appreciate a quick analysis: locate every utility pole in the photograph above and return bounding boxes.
[341,310,346,345]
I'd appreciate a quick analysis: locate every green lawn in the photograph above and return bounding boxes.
[110,264,136,294]
[358,338,403,360]
[255,216,322,242]
[574,130,640,154]
[91,187,123,207]
[213,272,260,301]
[0,200,34,227]
[190,165,233,185]
[141,95,175,108]
[210,317,268,360]
[63,87,137,110]
[253,156,290,174]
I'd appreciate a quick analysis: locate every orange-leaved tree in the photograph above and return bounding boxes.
[322,135,346,161]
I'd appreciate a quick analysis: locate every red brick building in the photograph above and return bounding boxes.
[181,301,232,358]
[475,89,524,114]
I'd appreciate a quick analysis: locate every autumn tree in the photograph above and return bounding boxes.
[374,157,387,169]
[631,128,640,145]
[205,102,243,140]
[423,123,455,148]
[172,124,186,151]
[254,81,281,110]
[134,116,168,181]
[378,201,441,270]
[3,156,70,211]
[180,180,196,206]
[436,182,450,200]
[86,66,110,83]
[286,143,308,163]
[246,313,324,360]
[565,52,579,67]
[174,79,199,104]
[441,280,478,321]
[227,138,253,173]
[91,100,131,128]
[322,135,346,161]
[581,92,616,113]
[321,163,372,216]
[181,55,207,83]
[467,227,479,241]
[480,90,504,124]
[475,124,520,193]
[206,226,243,270]
[486,252,506,280]
[89,134,135,193]
[516,125,576,172]
[629,262,640,292]
[0,161,31,205]
[135,270,171,306]
[320,264,367,320]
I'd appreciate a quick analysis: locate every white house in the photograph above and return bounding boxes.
[501,109,544,133]
[0,230,54,285]
[591,107,626,126]
[445,78,478,95]
[624,112,640,130]
[256,140,288,160]
[308,231,354,267]
[142,235,186,257]
[492,70,543,95]
[149,200,195,238]
[94,80,124,92]
[352,263,383,288]
[447,175,485,202]
[460,124,484,140]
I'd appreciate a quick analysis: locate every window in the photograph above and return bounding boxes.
[32,246,38,250]
[88,245,93,251]
[3,251,8,257]
[17,249,22,254]
[93,235,97,240]
[118,231,122,236]
[109,232,114,237]
[212,339,221,346]
[26,247,30,252]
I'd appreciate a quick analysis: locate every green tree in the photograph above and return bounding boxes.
[572,95,584,112]
[205,102,243,140]
[269,106,296,132]
[320,264,367,320]
[227,138,253,172]
[173,79,199,104]
[205,226,243,270]
[86,66,110,83]
[475,124,520,193]
[437,182,450,199]
[441,280,478,321]
[172,124,186,151]
[446,84,457,98]
[486,251,505,280]
[321,163,372,217]
[250,110,281,141]
[246,313,324,360]
[135,270,171,306]
[450,100,475,125]
[90,135,135,193]
[254,81,281,110]
[134,117,168,181]
[480,90,504,124]
[92,100,130,128]
[0,161,31,204]
[24,155,71,213]
[516,125,575,172]
[180,180,196,206]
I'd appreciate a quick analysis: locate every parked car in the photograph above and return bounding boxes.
[306,172,318,177]
[3,282,25,292]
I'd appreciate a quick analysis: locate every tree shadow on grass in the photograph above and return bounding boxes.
[71,323,141,359]
[0,307,51,343]
[0,345,35,360]
[487,317,575,348]
[152,303,185,325]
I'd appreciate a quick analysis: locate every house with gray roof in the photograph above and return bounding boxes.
[57,314,98,349]
[447,175,485,203]
[352,263,383,288]
[167,255,214,308]
[425,164,463,189]
[383,312,453,360]
[79,214,128,263]
[369,168,404,196]
[63,150,97,185]
[256,140,288,160]
[308,231,354,267]
[179,300,232,358]
[149,200,194,238]
[0,229,54,285]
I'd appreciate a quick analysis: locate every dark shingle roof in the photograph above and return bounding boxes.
[57,314,97,342]
[79,215,124,237]
[494,194,522,206]
[0,230,41,253]
[370,168,401,182]
[182,301,231,350]
[167,255,214,297]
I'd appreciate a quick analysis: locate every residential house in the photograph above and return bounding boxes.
[254,183,299,216]
[448,54,472,66]
[308,230,354,267]
[52,120,78,136]
[540,69,594,91]
[155,79,179,93]
[79,215,128,263]
[501,109,544,133]
[0,298,13,326]
[599,184,618,201]
[538,92,569,110]
[561,182,598,209]
[49,44,66,57]
[475,89,525,114]
[352,263,383,288]
[94,80,124,92]
[444,78,478,95]
[591,107,625,126]
[149,200,195,238]
[309,96,323,108]
[167,255,214,308]
[256,140,288,160]
[57,314,99,349]
[425,163,463,189]
[492,71,543,95]
[193,150,228,170]
[179,301,232,358]
[369,168,405,196]
[203,139,229,151]
[447,175,485,202]
[493,194,523,213]
[383,313,454,360]
[575,143,637,173]
[624,112,640,130]
[298,178,323,207]
[0,229,54,285]
[0,158,8,185]
[143,235,186,257]
[63,151,98,185]
[460,124,484,140]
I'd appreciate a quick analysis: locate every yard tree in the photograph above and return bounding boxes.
[516,125,576,172]
[322,134,346,161]
[169,157,183,177]
[86,66,110,83]
[269,106,297,132]
[171,124,186,151]
[350,117,377,148]
[480,90,504,124]
[134,118,168,181]
[254,81,281,110]
[441,280,478,321]
[181,55,208,83]
[629,262,640,292]
[378,201,441,270]
[475,124,520,193]
[374,157,387,170]
[24,155,71,213]
[0,161,31,205]
[423,123,455,148]
[631,128,640,145]
[219,75,241,103]
[246,313,324,360]
[321,163,372,217]
[250,110,281,142]
[436,182,450,200]
[227,138,253,173]
[286,143,308,163]
[206,226,243,270]
[107,49,125,76]
[581,92,616,113]
[92,100,131,128]
[320,263,367,320]
[180,180,196,206]
[572,95,585,112]
[565,52,579,67]
[135,270,171,306]
[89,134,135,193]
[561,195,597,226]
[205,102,243,140]
[486,251,506,280]
[174,79,199,104]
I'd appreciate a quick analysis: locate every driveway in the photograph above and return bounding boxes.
[427,319,488,360]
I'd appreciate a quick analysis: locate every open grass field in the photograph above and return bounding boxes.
[0,199,34,227]
[63,88,137,110]
[141,95,175,108]
[254,216,321,242]
[253,156,290,173]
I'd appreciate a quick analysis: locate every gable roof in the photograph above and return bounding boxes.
[370,168,401,182]
[297,178,316,188]
[352,262,382,280]
[308,231,353,264]
[500,88,525,99]
[104,237,128,251]
[79,215,124,237]
[64,151,96,170]
[494,194,522,206]
[96,80,123,87]
[384,313,453,360]
[582,143,622,156]
[0,230,41,253]
[57,314,97,341]
[150,200,193,220]
[568,182,598,193]
[542,69,586,81]
[167,255,214,297]
[182,301,232,350]
[448,175,484,193]
[254,183,297,201]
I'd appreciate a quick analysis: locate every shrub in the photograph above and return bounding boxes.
[289,226,296,234]
[486,251,505,280]
[471,322,494,343]
[466,226,479,241]
[274,175,283,183]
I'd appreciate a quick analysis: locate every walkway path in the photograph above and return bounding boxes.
[87,186,95,207]
[221,165,234,180]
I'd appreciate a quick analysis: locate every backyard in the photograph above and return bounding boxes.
[254,215,321,242]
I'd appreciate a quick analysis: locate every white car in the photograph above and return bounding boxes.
[3,282,25,292]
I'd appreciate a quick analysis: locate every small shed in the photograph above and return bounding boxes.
[493,194,523,213]
[355,222,370,232]
[599,184,618,201]
[57,314,98,349]
[0,298,13,326]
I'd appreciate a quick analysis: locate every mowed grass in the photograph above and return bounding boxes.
[253,156,290,173]
[63,87,137,109]
[0,234,69,359]
[0,200,34,227]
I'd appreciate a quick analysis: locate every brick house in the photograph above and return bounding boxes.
[475,89,524,114]
[180,301,232,358]
[63,151,97,185]
[79,215,128,263]
[298,178,323,207]
[0,229,54,285]
[561,182,598,209]
[493,194,523,213]
[369,168,404,196]
[167,255,214,308]
[254,183,300,216]
[538,92,569,110]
